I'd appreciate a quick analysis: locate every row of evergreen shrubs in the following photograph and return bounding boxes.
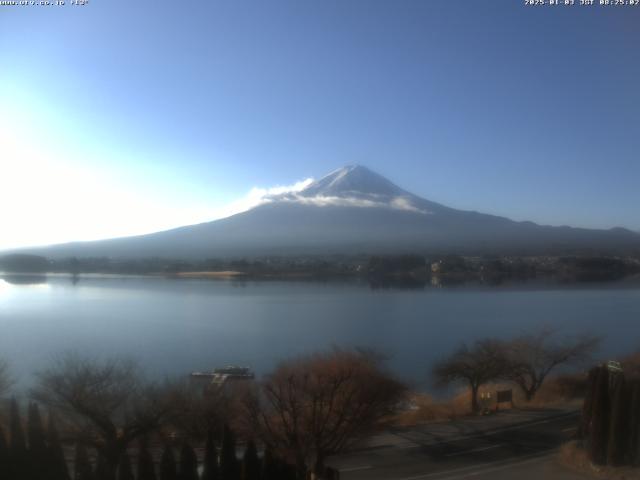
[579,365,640,466]
[0,400,68,480]
[0,401,308,480]
[78,434,297,480]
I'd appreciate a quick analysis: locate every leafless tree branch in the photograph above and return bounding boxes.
[243,347,406,477]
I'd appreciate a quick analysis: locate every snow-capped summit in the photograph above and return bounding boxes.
[300,165,407,198]
[267,165,427,214]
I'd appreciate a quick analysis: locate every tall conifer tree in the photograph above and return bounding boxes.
[220,425,239,480]
[95,452,114,480]
[276,457,297,480]
[28,403,48,480]
[201,430,219,480]
[178,442,199,480]
[0,425,9,480]
[160,446,177,480]
[117,453,135,480]
[589,366,610,464]
[630,381,640,466]
[580,367,599,443]
[74,443,94,480]
[9,398,28,480]
[607,375,630,465]
[241,440,260,480]
[259,448,277,480]
[137,440,157,480]
[47,412,70,480]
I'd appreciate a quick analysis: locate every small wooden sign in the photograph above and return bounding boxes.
[496,389,513,404]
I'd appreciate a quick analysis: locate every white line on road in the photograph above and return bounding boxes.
[562,427,576,432]
[398,449,554,480]
[340,465,372,472]
[444,444,502,457]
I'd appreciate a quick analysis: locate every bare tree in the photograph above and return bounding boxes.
[503,329,600,401]
[244,348,406,479]
[31,353,177,479]
[433,339,508,414]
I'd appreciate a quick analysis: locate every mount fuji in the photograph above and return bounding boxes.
[12,166,640,258]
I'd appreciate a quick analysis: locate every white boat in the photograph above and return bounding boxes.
[190,365,255,387]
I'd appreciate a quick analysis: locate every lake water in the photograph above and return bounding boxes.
[1,275,639,392]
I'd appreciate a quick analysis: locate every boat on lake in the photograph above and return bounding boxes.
[190,365,255,388]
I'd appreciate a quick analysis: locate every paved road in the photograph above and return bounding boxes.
[327,409,585,480]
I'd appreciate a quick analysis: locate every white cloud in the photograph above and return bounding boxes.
[390,196,428,214]
[210,178,314,219]
[265,193,430,214]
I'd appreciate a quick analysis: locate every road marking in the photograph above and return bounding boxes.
[340,465,372,472]
[444,444,502,457]
[398,449,554,480]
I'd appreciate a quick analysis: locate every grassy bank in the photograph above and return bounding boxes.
[395,375,586,426]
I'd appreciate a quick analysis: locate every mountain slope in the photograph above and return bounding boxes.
[12,166,640,258]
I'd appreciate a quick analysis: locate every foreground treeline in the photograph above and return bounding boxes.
[578,364,640,467]
[0,401,68,480]
[0,404,301,480]
[0,349,405,480]
[0,334,616,479]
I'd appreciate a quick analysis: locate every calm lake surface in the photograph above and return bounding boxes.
[1,275,639,391]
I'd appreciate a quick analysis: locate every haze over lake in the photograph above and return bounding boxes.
[2,275,639,391]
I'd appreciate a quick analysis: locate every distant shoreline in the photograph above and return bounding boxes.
[2,270,640,291]
[168,270,246,278]
[2,252,640,287]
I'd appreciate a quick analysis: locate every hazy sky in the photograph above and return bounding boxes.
[1,0,639,249]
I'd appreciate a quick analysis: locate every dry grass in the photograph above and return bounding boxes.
[395,376,586,427]
[528,375,586,408]
[400,351,640,427]
[394,393,468,425]
[558,441,640,480]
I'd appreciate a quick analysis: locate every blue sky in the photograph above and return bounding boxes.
[1,0,639,248]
